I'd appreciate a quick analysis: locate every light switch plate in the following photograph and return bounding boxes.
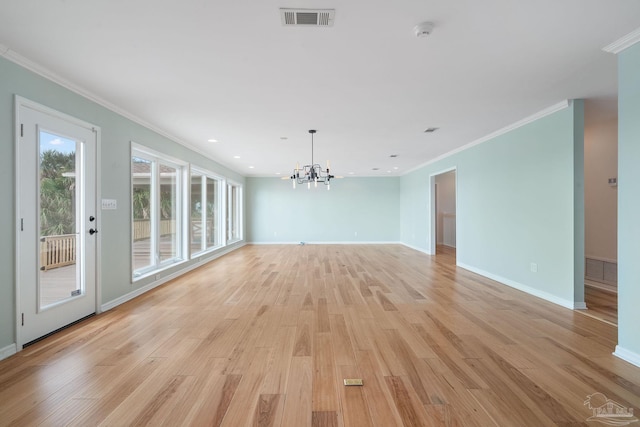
[102,199,117,210]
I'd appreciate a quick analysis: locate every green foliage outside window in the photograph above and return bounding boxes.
[40,150,75,236]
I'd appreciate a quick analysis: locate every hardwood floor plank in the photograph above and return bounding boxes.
[293,311,313,357]
[281,356,312,427]
[128,375,190,425]
[481,344,580,424]
[463,357,557,426]
[338,365,373,427]
[330,314,357,367]
[261,327,296,394]
[312,333,339,411]
[220,374,265,426]
[384,376,431,427]
[355,350,404,427]
[254,394,283,427]
[316,298,331,333]
[178,373,240,426]
[414,324,484,390]
[311,411,338,427]
[0,244,638,426]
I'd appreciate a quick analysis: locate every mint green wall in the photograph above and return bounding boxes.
[401,103,584,306]
[0,56,245,350]
[617,42,640,358]
[246,177,400,243]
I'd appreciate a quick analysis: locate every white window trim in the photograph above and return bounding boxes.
[226,180,243,244]
[189,166,225,258]
[131,142,189,281]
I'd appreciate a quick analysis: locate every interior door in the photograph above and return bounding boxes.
[18,100,97,346]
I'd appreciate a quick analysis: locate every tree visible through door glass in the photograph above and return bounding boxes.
[38,130,81,309]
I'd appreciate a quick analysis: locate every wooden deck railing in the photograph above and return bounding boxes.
[40,234,76,271]
[41,219,210,270]
[133,219,175,241]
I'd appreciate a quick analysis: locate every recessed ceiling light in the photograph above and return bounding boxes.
[233,155,241,159]
[393,166,399,170]
[275,172,281,175]
[424,127,439,133]
[207,138,218,143]
[348,172,355,175]
[387,170,392,173]
[248,166,255,169]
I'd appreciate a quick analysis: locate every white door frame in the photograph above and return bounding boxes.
[429,166,457,255]
[14,95,102,349]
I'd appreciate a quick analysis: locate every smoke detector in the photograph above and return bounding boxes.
[414,22,434,38]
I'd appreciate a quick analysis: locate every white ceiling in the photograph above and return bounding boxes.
[1,1,639,177]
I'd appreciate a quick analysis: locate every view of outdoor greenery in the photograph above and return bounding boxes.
[131,158,176,222]
[40,150,76,236]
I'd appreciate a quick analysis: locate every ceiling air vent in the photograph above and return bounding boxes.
[280,8,335,27]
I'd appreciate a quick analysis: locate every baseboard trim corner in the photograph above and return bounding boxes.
[614,346,640,368]
[401,243,433,255]
[0,343,17,361]
[457,262,575,310]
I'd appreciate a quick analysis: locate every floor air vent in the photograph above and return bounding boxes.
[280,8,335,27]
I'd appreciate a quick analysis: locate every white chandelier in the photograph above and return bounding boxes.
[289,130,334,190]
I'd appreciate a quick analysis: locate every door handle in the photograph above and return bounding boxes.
[89,228,98,235]
[89,216,95,222]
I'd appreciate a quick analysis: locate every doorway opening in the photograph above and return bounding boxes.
[430,169,456,260]
[580,99,618,325]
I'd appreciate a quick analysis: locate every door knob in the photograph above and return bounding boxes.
[89,216,95,222]
[89,228,98,235]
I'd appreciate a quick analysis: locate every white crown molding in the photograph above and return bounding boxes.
[603,27,640,54]
[0,43,229,173]
[403,100,571,175]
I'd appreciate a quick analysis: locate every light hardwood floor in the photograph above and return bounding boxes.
[1,244,639,426]
[581,285,618,326]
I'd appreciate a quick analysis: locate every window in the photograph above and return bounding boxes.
[131,144,187,279]
[227,182,242,242]
[190,168,222,256]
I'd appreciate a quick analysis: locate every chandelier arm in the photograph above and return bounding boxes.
[311,131,314,167]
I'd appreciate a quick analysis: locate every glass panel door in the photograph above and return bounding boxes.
[38,131,81,309]
[18,98,97,347]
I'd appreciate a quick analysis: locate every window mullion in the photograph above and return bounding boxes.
[151,159,159,267]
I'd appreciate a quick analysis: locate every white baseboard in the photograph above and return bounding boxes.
[457,262,576,310]
[101,243,245,312]
[401,242,433,255]
[585,279,617,294]
[585,254,618,264]
[247,241,401,245]
[614,345,640,368]
[0,343,17,361]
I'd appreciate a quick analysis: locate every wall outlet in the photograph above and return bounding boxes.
[530,262,538,273]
